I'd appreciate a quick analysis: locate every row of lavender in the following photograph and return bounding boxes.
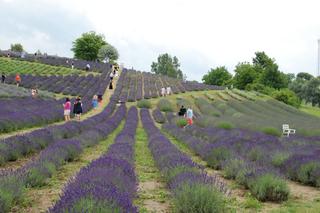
[119,69,224,102]
[0,71,111,134]
[0,97,63,134]
[50,106,139,212]
[0,50,111,73]
[0,101,125,212]
[0,70,125,165]
[140,109,229,212]
[5,71,110,98]
[185,125,320,189]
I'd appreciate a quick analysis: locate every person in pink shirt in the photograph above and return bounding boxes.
[63,97,71,121]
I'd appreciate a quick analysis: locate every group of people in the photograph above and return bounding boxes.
[1,73,21,87]
[161,86,172,96]
[63,96,83,121]
[178,105,194,126]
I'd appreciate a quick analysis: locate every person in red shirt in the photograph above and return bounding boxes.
[63,97,71,121]
[15,73,21,87]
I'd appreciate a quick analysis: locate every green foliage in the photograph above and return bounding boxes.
[72,31,107,61]
[10,43,24,52]
[158,98,174,112]
[248,174,289,202]
[248,148,263,162]
[202,66,232,86]
[297,162,320,186]
[303,78,320,106]
[0,57,87,75]
[206,147,231,169]
[272,89,301,108]
[70,198,122,213]
[137,99,151,108]
[224,158,246,179]
[176,118,188,128]
[245,83,275,95]
[216,122,233,130]
[151,53,183,79]
[271,152,290,167]
[26,162,56,187]
[0,177,24,213]
[262,127,281,137]
[297,72,314,81]
[233,62,258,89]
[242,197,262,210]
[97,44,119,63]
[173,183,226,213]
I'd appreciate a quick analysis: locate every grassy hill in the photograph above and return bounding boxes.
[0,57,89,76]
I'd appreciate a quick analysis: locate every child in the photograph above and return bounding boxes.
[73,97,83,121]
[63,98,71,121]
[92,95,98,110]
[15,73,21,87]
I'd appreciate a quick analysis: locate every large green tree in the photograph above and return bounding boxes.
[98,44,119,63]
[71,31,107,61]
[297,72,314,81]
[10,43,24,52]
[303,78,320,106]
[233,62,258,89]
[151,53,183,79]
[202,66,232,86]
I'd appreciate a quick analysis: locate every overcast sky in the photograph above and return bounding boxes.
[1,0,320,81]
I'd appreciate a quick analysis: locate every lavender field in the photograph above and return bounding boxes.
[0,59,320,213]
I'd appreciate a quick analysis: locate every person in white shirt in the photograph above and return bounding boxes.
[161,87,166,96]
[166,87,172,95]
[186,107,194,126]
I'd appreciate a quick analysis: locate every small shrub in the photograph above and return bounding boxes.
[248,174,289,202]
[262,127,281,137]
[206,147,231,169]
[176,118,187,128]
[173,183,226,213]
[0,177,24,213]
[271,152,290,167]
[248,149,263,162]
[224,159,245,179]
[26,162,56,187]
[217,122,233,130]
[137,99,151,108]
[297,162,320,186]
[242,197,262,210]
[70,197,122,213]
[158,99,174,112]
[272,89,301,108]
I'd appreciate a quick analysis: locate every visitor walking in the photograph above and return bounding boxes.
[109,80,113,90]
[166,86,172,95]
[178,105,187,116]
[63,97,71,121]
[71,62,74,69]
[92,95,98,110]
[110,72,114,81]
[1,73,5,83]
[161,87,166,97]
[97,94,103,105]
[15,73,21,87]
[186,107,194,126]
[73,97,83,121]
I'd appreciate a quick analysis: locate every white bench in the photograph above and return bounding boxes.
[282,124,296,137]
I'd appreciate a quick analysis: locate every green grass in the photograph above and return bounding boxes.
[10,121,125,213]
[0,57,89,76]
[300,104,320,118]
[134,125,171,211]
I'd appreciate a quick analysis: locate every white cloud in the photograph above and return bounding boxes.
[1,0,320,80]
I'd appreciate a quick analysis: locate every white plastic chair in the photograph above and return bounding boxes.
[282,124,296,137]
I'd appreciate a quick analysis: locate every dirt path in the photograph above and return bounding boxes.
[0,71,121,140]
[10,121,125,213]
[134,125,171,212]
